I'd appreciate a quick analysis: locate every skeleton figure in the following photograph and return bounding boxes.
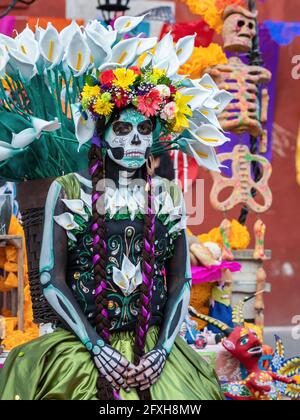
[207,57,271,137]
[222,5,257,53]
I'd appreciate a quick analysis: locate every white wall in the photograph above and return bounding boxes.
[66,0,175,35]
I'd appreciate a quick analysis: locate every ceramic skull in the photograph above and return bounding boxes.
[222,5,257,53]
[105,108,154,170]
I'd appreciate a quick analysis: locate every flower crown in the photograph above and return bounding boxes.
[0,14,233,181]
[80,66,193,134]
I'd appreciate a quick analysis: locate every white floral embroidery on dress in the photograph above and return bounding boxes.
[112,255,143,296]
[54,176,186,237]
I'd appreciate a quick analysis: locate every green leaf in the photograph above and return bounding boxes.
[85,75,98,87]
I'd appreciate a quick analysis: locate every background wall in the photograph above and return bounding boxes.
[1,0,299,326]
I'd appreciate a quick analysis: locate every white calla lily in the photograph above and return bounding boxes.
[61,199,88,220]
[111,37,139,66]
[180,87,211,111]
[136,36,157,55]
[0,34,16,52]
[112,255,143,296]
[80,189,92,212]
[190,110,222,131]
[187,125,229,147]
[194,125,230,146]
[11,128,37,149]
[18,25,35,40]
[212,90,233,113]
[84,28,112,68]
[114,14,148,34]
[153,33,174,65]
[176,34,196,66]
[154,50,180,78]
[39,23,64,68]
[54,212,80,231]
[35,26,45,42]
[15,35,40,64]
[139,52,152,69]
[179,137,221,172]
[0,142,22,162]
[65,31,90,77]
[86,20,117,47]
[8,49,37,82]
[0,45,9,77]
[31,117,61,138]
[198,73,219,91]
[60,20,82,48]
[71,104,95,151]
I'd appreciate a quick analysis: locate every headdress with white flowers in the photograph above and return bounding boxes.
[0,15,232,181]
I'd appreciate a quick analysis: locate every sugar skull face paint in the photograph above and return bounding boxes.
[105,108,154,170]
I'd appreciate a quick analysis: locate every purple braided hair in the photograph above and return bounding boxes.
[89,135,115,400]
[133,168,156,400]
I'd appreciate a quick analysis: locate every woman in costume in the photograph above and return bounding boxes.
[0,16,232,400]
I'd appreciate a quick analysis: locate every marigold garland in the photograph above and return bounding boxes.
[181,0,244,33]
[198,219,250,250]
[179,44,228,79]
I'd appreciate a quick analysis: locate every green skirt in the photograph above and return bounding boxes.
[0,327,224,400]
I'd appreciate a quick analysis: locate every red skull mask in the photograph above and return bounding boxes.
[222,326,263,372]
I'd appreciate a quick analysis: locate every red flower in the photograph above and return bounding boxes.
[130,66,141,76]
[112,89,130,108]
[169,85,177,95]
[100,69,115,86]
[137,89,162,118]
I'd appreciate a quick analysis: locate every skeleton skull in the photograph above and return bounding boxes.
[105,108,154,170]
[222,6,257,53]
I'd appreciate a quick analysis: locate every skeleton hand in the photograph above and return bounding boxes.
[125,348,167,391]
[93,344,135,392]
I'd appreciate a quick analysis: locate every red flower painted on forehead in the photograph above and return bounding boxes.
[100,69,115,86]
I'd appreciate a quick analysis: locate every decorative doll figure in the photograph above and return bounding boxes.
[222,5,257,53]
[0,16,231,401]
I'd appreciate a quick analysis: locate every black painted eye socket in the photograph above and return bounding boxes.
[238,20,245,28]
[112,121,133,136]
[248,22,254,30]
[137,120,153,135]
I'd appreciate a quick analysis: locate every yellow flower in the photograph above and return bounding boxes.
[179,44,227,79]
[93,96,114,116]
[149,68,166,84]
[81,84,101,100]
[113,68,137,90]
[173,92,193,132]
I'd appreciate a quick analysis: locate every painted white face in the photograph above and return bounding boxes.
[105,108,154,170]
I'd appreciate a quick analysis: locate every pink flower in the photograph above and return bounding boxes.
[137,89,162,117]
[160,101,176,121]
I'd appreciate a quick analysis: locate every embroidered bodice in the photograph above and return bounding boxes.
[54,173,186,332]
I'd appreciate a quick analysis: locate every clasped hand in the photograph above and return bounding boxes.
[94,346,166,392]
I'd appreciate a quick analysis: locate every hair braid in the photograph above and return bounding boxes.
[133,165,155,400]
[89,138,115,400]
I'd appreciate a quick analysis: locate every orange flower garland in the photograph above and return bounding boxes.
[179,43,228,79]
[180,0,244,33]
